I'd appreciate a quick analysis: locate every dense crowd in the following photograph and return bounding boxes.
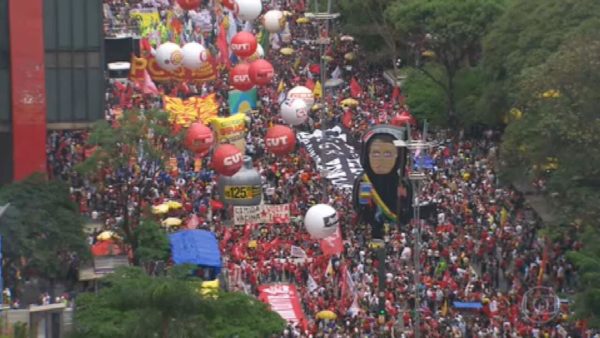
[42,1,595,337]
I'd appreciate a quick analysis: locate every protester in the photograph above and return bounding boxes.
[43,1,591,337]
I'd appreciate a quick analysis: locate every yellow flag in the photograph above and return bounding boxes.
[313,81,323,98]
[325,258,334,278]
[500,207,508,227]
[293,57,301,71]
[277,80,285,93]
[441,299,448,316]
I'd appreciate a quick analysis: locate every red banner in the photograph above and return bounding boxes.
[319,227,344,256]
[9,0,47,180]
[130,55,216,83]
[258,284,307,331]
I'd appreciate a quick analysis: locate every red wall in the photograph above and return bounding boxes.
[9,0,47,180]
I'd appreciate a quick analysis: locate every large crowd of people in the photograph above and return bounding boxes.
[41,0,594,337]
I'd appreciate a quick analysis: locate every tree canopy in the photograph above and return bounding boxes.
[72,267,286,338]
[0,175,88,292]
[479,0,600,122]
[386,0,504,124]
[77,109,184,264]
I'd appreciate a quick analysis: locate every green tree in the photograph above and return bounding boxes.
[402,65,447,126]
[134,218,170,265]
[77,109,183,265]
[501,21,600,224]
[72,267,286,338]
[480,0,600,123]
[387,0,504,123]
[0,175,89,296]
[567,227,600,328]
[338,0,403,69]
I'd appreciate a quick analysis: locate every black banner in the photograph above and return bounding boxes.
[297,126,363,191]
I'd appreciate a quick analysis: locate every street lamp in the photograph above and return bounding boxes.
[307,0,339,200]
[394,125,433,338]
[0,204,9,219]
[0,203,9,303]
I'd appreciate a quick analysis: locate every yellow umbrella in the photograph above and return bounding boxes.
[162,217,183,227]
[152,203,169,215]
[322,55,334,62]
[422,50,436,57]
[344,52,356,61]
[296,17,310,24]
[280,47,295,56]
[311,103,323,111]
[96,231,117,241]
[166,200,183,210]
[340,98,359,107]
[316,310,337,320]
[200,279,220,298]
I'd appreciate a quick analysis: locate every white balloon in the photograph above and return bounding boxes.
[244,44,264,62]
[287,86,315,107]
[235,0,262,21]
[181,42,209,70]
[155,42,183,72]
[263,10,285,33]
[304,204,338,239]
[280,99,308,126]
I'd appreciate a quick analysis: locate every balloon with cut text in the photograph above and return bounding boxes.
[230,63,254,91]
[304,204,339,239]
[234,0,262,21]
[287,86,315,107]
[181,42,209,70]
[185,123,214,157]
[155,42,183,72]
[177,0,201,10]
[212,144,243,176]
[265,125,296,155]
[280,99,308,126]
[248,59,274,86]
[230,32,258,58]
[262,10,285,33]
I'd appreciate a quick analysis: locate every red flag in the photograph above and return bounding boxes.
[350,78,362,98]
[342,110,353,128]
[216,23,230,68]
[141,69,159,95]
[319,227,343,256]
[305,78,315,91]
[243,223,255,242]
[391,86,400,103]
[113,80,126,93]
[139,38,153,55]
[222,227,232,245]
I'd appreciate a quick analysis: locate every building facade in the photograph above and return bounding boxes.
[0,0,105,184]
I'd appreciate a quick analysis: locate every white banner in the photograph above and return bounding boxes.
[233,204,291,225]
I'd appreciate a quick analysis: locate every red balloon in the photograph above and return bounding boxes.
[391,111,415,126]
[222,0,236,10]
[230,32,257,58]
[248,59,275,86]
[265,125,296,155]
[177,0,201,10]
[230,63,254,91]
[212,144,243,176]
[185,123,214,156]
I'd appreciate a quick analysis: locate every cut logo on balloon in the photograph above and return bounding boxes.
[170,50,184,66]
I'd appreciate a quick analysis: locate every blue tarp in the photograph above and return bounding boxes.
[169,230,222,273]
[453,302,483,310]
[414,155,435,170]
